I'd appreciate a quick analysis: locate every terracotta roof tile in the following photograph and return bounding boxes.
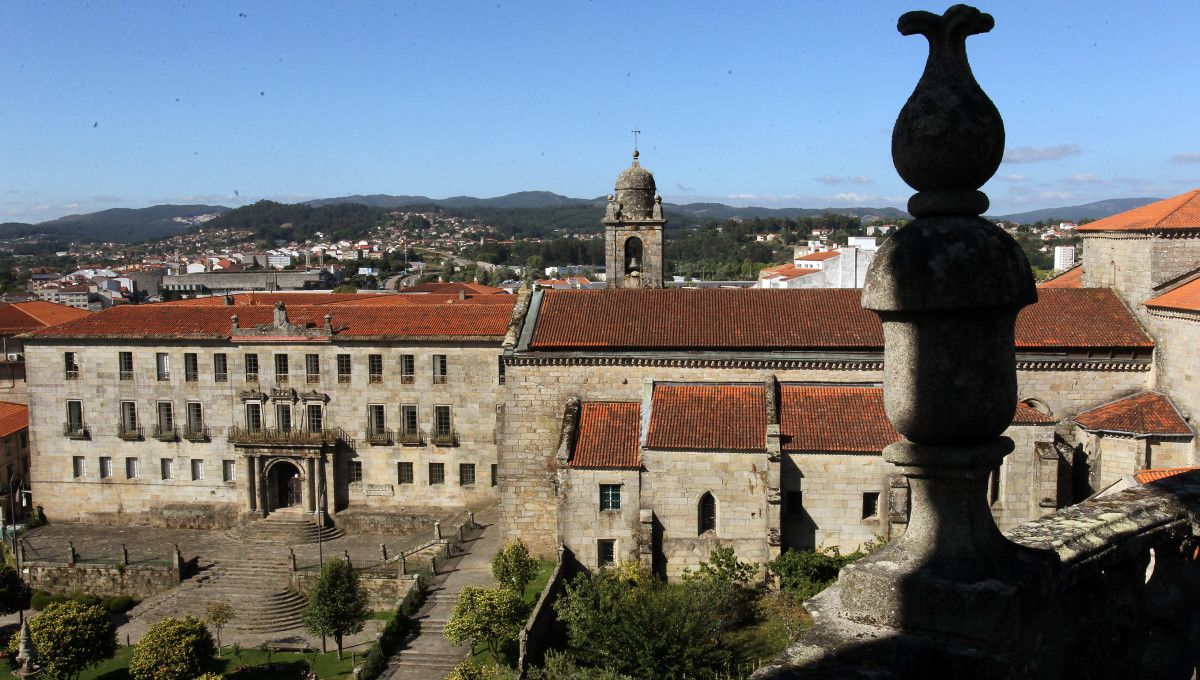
[1077,189,1200,233]
[158,293,371,307]
[401,282,506,295]
[759,264,820,281]
[1145,277,1200,313]
[780,386,900,453]
[571,402,641,468]
[23,301,515,341]
[1038,266,1082,289]
[0,401,28,439]
[1013,402,1058,425]
[0,301,90,335]
[529,288,1151,351]
[646,384,766,451]
[1075,391,1193,437]
[1135,467,1200,484]
[795,251,841,261]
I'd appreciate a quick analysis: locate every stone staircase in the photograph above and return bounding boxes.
[127,551,309,637]
[230,510,343,545]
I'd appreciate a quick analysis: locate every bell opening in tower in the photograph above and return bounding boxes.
[624,236,643,274]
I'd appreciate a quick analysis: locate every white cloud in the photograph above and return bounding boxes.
[815,175,873,185]
[1002,144,1081,163]
[1065,173,1104,185]
[1170,153,1200,164]
[1001,174,1026,182]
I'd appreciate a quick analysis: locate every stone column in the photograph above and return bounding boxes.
[246,456,257,512]
[256,456,268,517]
[836,4,1039,646]
[764,375,783,558]
[306,457,317,513]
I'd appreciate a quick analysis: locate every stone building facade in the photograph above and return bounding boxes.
[499,284,1154,569]
[0,301,91,405]
[22,294,513,528]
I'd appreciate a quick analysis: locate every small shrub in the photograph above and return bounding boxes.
[446,660,516,680]
[103,595,137,614]
[71,592,101,608]
[29,591,67,610]
[129,615,216,680]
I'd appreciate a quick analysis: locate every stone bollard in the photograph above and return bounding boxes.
[67,541,77,566]
[289,547,297,572]
[835,3,1040,650]
[433,521,442,541]
[400,553,407,575]
[121,543,129,566]
[380,543,388,561]
[171,544,183,579]
[344,549,352,569]
[468,511,475,528]
[459,523,465,543]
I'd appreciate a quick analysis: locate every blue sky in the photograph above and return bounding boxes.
[2,1,1198,223]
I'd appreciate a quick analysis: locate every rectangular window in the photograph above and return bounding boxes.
[118,351,133,380]
[460,463,476,486]
[498,358,506,385]
[120,401,138,433]
[862,492,880,520]
[988,465,1001,506]
[491,464,498,487]
[599,484,621,511]
[305,354,320,383]
[429,462,445,485]
[66,400,84,432]
[368,404,386,434]
[432,354,447,384]
[401,405,418,436]
[348,460,363,484]
[276,404,292,432]
[400,354,415,384]
[157,401,174,430]
[434,405,452,437]
[597,539,616,568]
[125,457,139,479]
[245,403,263,433]
[222,460,236,482]
[368,354,384,383]
[213,353,228,382]
[191,459,204,481]
[161,458,173,480]
[186,402,204,436]
[244,353,259,382]
[156,352,170,381]
[184,353,198,382]
[397,462,414,484]
[72,456,85,478]
[64,351,79,380]
[306,404,323,433]
[337,354,351,383]
[274,354,289,383]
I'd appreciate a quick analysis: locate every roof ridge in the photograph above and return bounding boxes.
[1154,188,1200,228]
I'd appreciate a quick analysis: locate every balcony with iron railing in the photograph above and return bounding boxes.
[365,428,393,445]
[400,374,415,385]
[337,373,351,384]
[431,429,458,447]
[119,370,134,381]
[63,422,89,439]
[245,372,259,383]
[183,425,209,442]
[369,373,383,384]
[152,424,178,442]
[214,372,228,383]
[399,429,424,446]
[156,371,170,382]
[275,373,289,384]
[117,424,143,441]
[432,374,448,385]
[227,426,347,447]
[306,373,320,384]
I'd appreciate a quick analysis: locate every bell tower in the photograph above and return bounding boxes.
[603,149,666,288]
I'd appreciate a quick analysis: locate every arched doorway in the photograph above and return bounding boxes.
[267,460,304,511]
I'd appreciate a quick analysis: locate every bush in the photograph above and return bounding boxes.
[29,591,65,610]
[71,593,101,608]
[129,616,216,680]
[446,660,516,680]
[29,600,117,679]
[527,651,636,680]
[103,595,138,614]
[491,540,539,595]
[768,538,885,600]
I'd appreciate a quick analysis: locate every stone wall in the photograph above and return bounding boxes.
[557,467,641,569]
[517,546,580,674]
[1148,308,1200,461]
[24,339,503,523]
[23,562,179,598]
[1081,234,1155,323]
[292,568,415,610]
[0,361,27,405]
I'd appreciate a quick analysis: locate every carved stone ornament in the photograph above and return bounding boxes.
[767,528,781,546]
[239,390,268,402]
[299,390,330,403]
[270,387,297,402]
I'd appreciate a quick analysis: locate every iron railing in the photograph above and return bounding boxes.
[152,424,178,441]
[431,430,458,447]
[183,425,209,442]
[63,422,89,439]
[399,429,424,446]
[227,426,346,446]
[365,428,393,445]
[117,424,143,441]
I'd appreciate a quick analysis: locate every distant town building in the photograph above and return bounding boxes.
[161,271,339,298]
[1053,245,1076,272]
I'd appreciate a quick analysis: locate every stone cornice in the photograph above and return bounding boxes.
[504,354,1150,372]
[1146,308,1200,322]
[1015,360,1150,372]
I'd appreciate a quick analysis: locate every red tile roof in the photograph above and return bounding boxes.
[1038,266,1082,289]
[401,282,506,295]
[23,301,515,341]
[646,384,766,451]
[1145,277,1200,313]
[1077,189,1200,233]
[1075,391,1193,437]
[0,402,28,439]
[158,293,372,307]
[571,402,642,468]
[795,251,841,262]
[1135,467,1200,484]
[0,301,90,335]
[758,263,820,281]
[528,288,1151,351]
[780,386,900,453]
[1012,402,1058,425]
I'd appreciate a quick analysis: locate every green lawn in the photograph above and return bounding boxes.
[0,645,359,680]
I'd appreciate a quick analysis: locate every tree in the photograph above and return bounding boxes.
[446,660,517,680]
[0,562,31,614]
[129,616,215,680]
[443,586,526,665]
[204,601,235,650]
[491,540,539,596]
[331,283,357,293]
[301,557,369,658]
[28,600,117,680]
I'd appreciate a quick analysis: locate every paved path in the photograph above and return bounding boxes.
[384,514,500,680]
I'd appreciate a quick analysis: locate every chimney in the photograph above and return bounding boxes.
[324,314,333,333]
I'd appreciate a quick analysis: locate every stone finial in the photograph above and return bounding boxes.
[892,4,1003,218]
[273,302,288,326]
[289,547,297,572]
[15,619,37,669]
[67,541,76,566]
[323,314,333,333]
[121,543,129,566]
[231,314,239,331]
[433,521,442,541]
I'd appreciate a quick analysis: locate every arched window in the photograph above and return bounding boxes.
[698,492,716,535]
[624,236,643,273]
